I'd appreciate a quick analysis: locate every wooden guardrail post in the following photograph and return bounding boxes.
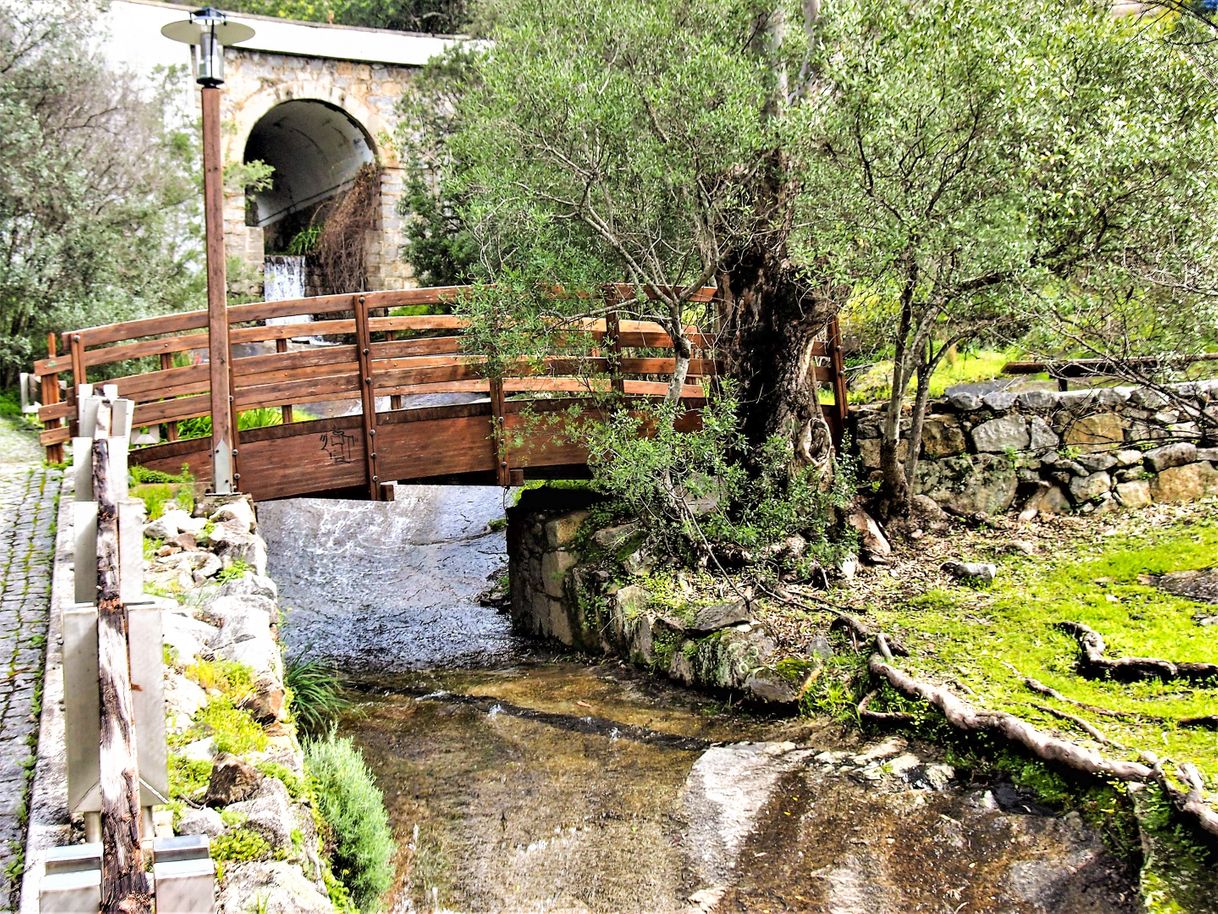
[68,334,85,439]
[603,286,625,397]
[826,316,849,449]
[353,294,384,500]
[92,398,153,914]
[274,338,294,425]
[41,333,65,464]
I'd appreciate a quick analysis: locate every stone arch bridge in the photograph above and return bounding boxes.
[106,0,457,294]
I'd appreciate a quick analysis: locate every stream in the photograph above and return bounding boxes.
[258,487,1142,914]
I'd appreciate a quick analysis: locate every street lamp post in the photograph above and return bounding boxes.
[162,8,254,495]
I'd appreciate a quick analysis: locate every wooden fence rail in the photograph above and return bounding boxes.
[33,286,849,502]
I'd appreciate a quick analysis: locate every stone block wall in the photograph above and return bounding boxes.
[851,381,1218,515]
[506,488,808,705]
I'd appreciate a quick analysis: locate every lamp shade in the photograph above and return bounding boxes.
[161,8,255,87]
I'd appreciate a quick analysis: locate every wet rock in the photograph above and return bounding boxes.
[217,861,332,914]
[941,560,997,584]
[206,753,262,806]
[680,742,816,883]
[1144,442,1197,472]
[540,549,575,598]
[690,600,751,633]
[972,415,1030,453]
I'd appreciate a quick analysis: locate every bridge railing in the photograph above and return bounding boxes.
[33,285,848,498]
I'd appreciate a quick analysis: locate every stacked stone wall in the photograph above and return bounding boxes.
[851,381,1218,515]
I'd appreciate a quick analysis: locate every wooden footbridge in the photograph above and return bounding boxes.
[33,286,848,502]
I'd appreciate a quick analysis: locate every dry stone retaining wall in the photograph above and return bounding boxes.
[851,381,1218,516]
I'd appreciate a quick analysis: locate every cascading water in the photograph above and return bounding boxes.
[263,254,307,302]
[257,490,1143,914]
[263,255,319,342]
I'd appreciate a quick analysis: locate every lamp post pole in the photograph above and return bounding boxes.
[163,7,254,495]
[201,84,235,494]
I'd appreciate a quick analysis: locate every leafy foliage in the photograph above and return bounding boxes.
[583,382,856,568]
[0,1,202,384]
[306,735,396,914]
[224,0,468,34]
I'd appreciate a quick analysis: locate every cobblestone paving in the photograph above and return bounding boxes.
[0,465,60,912]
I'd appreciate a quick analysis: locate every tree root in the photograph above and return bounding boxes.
[1001,661,1140,719]
[1056,621,1218,684]
[867,650,1218,840]
[857,689,917,726]
[1031,703,1125,749]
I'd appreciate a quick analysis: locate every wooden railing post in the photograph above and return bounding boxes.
[91,399,153,914]
[41,333,64,463]
[158,353,179,443]
[604,286,625,397]
[353,295,383,500]
[275,339,295,425]
[826,316,849,449]
[489,376,510,486]
[69,333,85,439]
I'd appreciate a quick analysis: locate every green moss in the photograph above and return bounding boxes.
[185,659,255,698]
[857,516,1218,791]
[211,828,272,864]
[192,697,267,755]
[168,755,213,802]
[256,761,307,801]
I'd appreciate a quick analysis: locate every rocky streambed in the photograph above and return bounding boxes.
[258,487,1143,914]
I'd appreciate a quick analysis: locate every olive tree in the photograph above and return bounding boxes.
[789,0,1218,514]
[0,0,201,384]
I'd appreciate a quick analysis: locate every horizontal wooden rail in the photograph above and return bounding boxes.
[33,285,849,498]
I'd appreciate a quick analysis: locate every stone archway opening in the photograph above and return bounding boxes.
[243,99,377,256]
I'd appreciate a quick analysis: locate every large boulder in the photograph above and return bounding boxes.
[1063,412,1127,452]
[1150,462,1218,503]
[1144,443,1197,473]
[921,416,967,458]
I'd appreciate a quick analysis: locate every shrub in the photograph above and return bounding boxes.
[306,735,395,914]
[286,657,350,739]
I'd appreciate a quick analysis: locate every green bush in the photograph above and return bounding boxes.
[286,658,350,739]
[306,736,395,914]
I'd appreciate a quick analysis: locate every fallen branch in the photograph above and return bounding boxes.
[1179,716,1218,730]
[1056,621,1218,684]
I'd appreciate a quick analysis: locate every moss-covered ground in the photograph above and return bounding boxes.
[842,504,1217,795]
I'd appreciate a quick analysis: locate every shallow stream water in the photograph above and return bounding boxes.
[258,488,1142,914]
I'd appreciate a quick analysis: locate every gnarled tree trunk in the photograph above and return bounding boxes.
[717,218,839,470]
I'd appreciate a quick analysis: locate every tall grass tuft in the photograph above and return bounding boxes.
[285,657,350,739]
[306,735,395,914]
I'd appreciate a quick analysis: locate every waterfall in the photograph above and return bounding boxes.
[264,254,306,302]
[264,255,318,341]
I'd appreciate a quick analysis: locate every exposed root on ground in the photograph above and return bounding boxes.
[1056,621,1218,684]
[1001,660,1132,718]
[868,644,1218,840]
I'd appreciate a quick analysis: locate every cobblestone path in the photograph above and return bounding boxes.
[0,465,60,913]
